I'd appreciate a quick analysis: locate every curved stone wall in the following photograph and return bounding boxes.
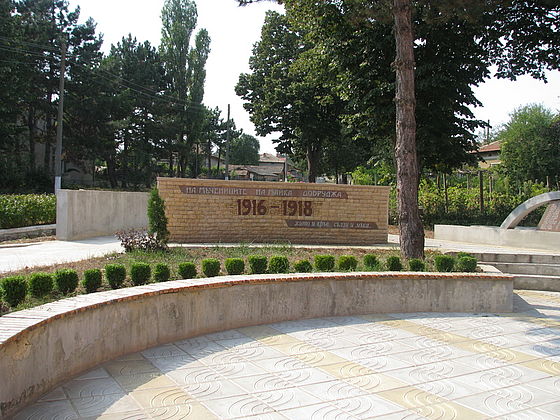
[0,272,513,419]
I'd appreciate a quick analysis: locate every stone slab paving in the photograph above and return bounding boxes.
[13,290,560,420]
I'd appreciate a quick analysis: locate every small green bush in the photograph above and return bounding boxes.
[456,251,473,259]
[457,256,478,272]
[105,264,126,289]
[82,269,102,293]
[434,255,456,272]
[54,269,79,294]
[315,255,335,272]
[386,256,403,271]
[338,255,358,271]
[130,262,151,286]
[269,256,290,274]
[29,272,53,298]
[293,259,313,273]
[202,258,220,277]
[153,263,171,282]
[147,188,170,245]
[1,275,27,307]
[248,255,268,274]
[178,262,197,279]
[225,258,245,275]
[363,254,379,270]
[408,258,425,272]
[0,194,56,229]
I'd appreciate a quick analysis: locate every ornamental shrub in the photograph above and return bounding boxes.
[29,272,53,298]
[363,254,380,270]
[457,256,478,272]
[147,188,170,244]
[116,229,166,252]
[0,194,56,229]
[54,269,79,294]
[202,258,220,277]
[314,255,335,272]
[248,255,268,274]
[457,251,473,259]
[130,262,151,286]
[225,258,245,275]
[293,259,312,273]
[337,255,358,271]
[153,263,171,282]
[434,255,455,272]
[178,262,197,279]
[269,256,289,274]
[408,258,425,272]
[1,275,27,307]
[386,256,403,271]
[82,269,102,293]
[105,264,126,289]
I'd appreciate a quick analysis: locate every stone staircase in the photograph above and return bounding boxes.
[468,252,560,292]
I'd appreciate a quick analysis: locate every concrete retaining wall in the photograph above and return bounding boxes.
[56,189,149,240]
[0,272,513,418]
[434,224,560,251]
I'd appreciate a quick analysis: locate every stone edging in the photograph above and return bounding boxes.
[0,224,56,242]
[0,271,513,419]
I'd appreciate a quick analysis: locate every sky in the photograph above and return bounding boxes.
[68,0,560,153]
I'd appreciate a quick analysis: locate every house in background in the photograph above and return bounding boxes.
[476,140,501,168]
[229,153,304,182]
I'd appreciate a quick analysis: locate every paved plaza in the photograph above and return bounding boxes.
[14,289,560,420]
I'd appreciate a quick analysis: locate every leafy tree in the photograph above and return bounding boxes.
[499,104,559,188]
[229,134,260,165]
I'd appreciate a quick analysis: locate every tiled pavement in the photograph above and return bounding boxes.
[13,290,560,420]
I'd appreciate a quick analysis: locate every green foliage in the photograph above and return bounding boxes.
[248,255,268,274]
[434,255,456,272]
[54,269,79,295]
[0,194,56,229]
[457,252,473,259]
[229,134,261,165]
[29,273,54,298]
[363,254,380,270]
[457,256,478,272]
[147,188,170,244]
[386,256,403,271]
[408,259,426,272]
[337,255,358,271]
[201,258,220,277]
[105,264,126,289]
[293,259,313,273]
[153,263,171,282]
[82,269,102,293]
[178,262,197,279]
[225,258,245,275]
[130,262,151,286]
[1,276,28,307]
[268,256,290,274]
[314,255,335,272]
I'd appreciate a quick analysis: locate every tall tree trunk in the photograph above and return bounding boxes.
[393,0,424,259]
[27,107,36,171]
[306,143,320,183]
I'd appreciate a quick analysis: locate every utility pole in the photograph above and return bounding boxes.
[54,40,66,192]
[224,104,231,181]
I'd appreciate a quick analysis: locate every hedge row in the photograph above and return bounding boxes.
[0,194,56,229]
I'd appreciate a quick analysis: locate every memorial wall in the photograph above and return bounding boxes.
[157,178,389,245]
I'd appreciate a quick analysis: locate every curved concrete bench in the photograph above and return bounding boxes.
[0,272,513,419]
[501,191,560,229]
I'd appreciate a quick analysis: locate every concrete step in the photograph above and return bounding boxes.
[469,252,560,265]
[487,262,560,276]
[514,274,560,292]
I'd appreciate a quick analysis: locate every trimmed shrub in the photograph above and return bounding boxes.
[457,256,478,272]
[248,255,268,274]
[386,256,403,271]
[130,262,151,286]
[0,194,56,229]
[225,258,245,275]
[293,259,313,273]
[1,275,27,307]
[153,263,171,282]
[457,251,473,259]
[82,269,102,293]
[147,188,170,244]
[337,255,358,271]
[269,256,290,274]
[105,264,126,289]
[178,262,197,279]
[434,255,456,272]
[29,272,53,298]
[54,269,79,294]
[408,258,425,272]
[202,258,220,277]
[315,255,335,272]
[363,254,380,270]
